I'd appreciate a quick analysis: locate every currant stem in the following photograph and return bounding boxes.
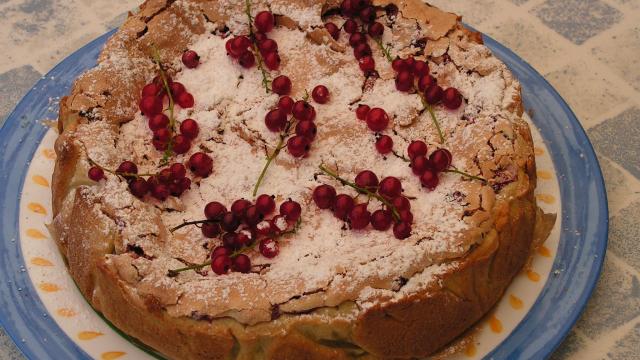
[417,91,445,144]
[444,168,487,183]
[245,0,271,93]
[88,158,156,178]
[150,45,177,164]
[318,164,400,221]
[374,38,393,62]
[392,149,410,162]
[252,119,296,196]
[170,219,220,233]
[167,261,211,277]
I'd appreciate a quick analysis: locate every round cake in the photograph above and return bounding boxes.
[50,0,544,358]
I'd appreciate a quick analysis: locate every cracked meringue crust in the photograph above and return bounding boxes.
[50,0,549,358]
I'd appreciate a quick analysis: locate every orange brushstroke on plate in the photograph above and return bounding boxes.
[102,352,126,360]
[538,245,552,257]
[31,257,53,266]
[56,308,77,317]
[38,283,60,292]
[464,342,477,357]
[527,270,541,282]
[27,229,47,239]
[536,194,556,204]
[78,331,104,340]
[488,314,503,333]
[509,294,524,310]
[28,202,47,215]
[536,170,552,180]
[534,147,544,156]
[42,149,56,160]
[32,175,50,187]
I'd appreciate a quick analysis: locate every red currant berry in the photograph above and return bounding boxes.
[176,92,195,108]
[349,203,371,229]
[411,155,431,175]
[341,0,356,17]
[263,51,281,70]
[272,75,292,95]
[182,50,200,68]
[287,135,310,157]
[139,96,163,116]
[88,166,104,181]
[359,6,376,23]
[255,220,273,236]
[359,56,375,73]
[255,11,275,33]
[417,75,436,92]
[142,83,161,97]
[403,57,416,71]
[378,176,402,199]
[180,119,199,139]
[188,152,213,177]
[392,196,411,211]
[325,22,340,40]
[375,135,393,154]
[429,148,452,172]
[368,21,384,37]
[117,161,138,177]
[211,246,230,260]
[365,107,389,132]
[232,254,251,273]
[349,32,366,47]
[353,42,372,60]
[258,39,278,54]
[128,178,149,198]
[221,211,241,232]
[152,74,172,87]
[413,60,429,76]
[169,82,186,97]
[356,104,370,120]
[395,70,414,92]
[244,205,264,226]
[255,194,276,215]
[443,87,463,109]
[254,32,268,43]
[172,135,191,154]
[392,58,407,72]
[280,200,302,222]
[265,108,287,132]
[175,177,191,195]
[228,37,249,58]
[393,221,412,239]
[278,96,294,114]
[222,232,238,249]
[371,209,392,230]
[420,169,439,190]
[238,51,256,68]
[355,170,379,191]
[313,184,337,209]
[157,169,172,184]
[211,254,232,275]
[259,238,279,258]
[153,127,171,143]
[292,101,315,121]
[149,114,169,131]
[231,199,252,218]
[151,183,170,201]
[425,85,444,105]
[344,19,358,34]
[271,215,289,234]
[399,209,413,223]
[333,194,355,220]
[407,140,428,160]
[295,120,317,141]
[312,85,330,104]
[205,201,227,220]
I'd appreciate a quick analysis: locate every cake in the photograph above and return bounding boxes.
[50,0,551,358]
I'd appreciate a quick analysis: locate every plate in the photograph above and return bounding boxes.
[0,29,608,360]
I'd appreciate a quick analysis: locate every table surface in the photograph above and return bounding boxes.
[1,0,639,359]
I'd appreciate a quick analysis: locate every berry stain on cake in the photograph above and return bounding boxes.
[49,0,552,358]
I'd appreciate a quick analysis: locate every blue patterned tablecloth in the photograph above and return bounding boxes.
[1,0,639,358]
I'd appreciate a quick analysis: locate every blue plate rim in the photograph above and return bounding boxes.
[0,28,608,360]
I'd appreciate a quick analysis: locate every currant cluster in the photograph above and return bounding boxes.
[174,196,302,275]
[327,0,386,75]
[140,74,199,153]
[87,152,213,199]
[314,168,413,239]
[392,55,463,110]
[405,140,453,190]
[225,11,281,70]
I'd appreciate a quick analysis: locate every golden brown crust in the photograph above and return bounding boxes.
[50,0,545,358]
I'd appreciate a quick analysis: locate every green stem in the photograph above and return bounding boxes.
[167,261,211,277]
[318,164,400,220]
[88,158,156,178]
[150,46,177,164]
[252,120,296,196]
[374,38,393,62]
[392,149,410,162]
[245,0,271,93]
[444,168,487,183]
[170,219,220,233]
[417,91,445,144]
